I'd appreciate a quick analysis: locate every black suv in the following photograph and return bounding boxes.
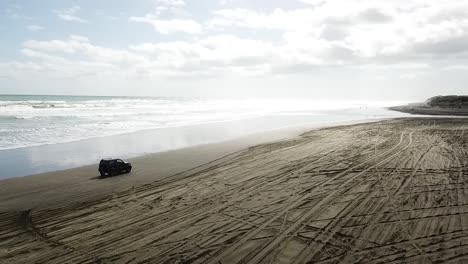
[99,159,132,177]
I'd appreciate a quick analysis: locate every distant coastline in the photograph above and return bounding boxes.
[389,95,468,116]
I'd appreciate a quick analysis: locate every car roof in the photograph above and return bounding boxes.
[101,158,125,162]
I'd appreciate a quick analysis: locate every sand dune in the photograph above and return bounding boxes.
[1,118,468,263]
[390,96,468,116]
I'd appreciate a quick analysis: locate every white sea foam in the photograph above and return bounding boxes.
[0,95,408,150]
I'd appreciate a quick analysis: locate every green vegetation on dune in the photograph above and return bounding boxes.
[389,95,468,116]
[425,95,468,109]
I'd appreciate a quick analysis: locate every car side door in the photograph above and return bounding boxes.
[116,159,125,170]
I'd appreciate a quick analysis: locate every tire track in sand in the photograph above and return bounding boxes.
[258,131,417,264]
[207,131,410,264]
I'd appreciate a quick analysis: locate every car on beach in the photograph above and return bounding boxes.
[99,158,132,177]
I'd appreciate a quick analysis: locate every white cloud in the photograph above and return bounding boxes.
[129,15,202,34]
[209,8,298,30]
[209,0,468,63]
[5,0,468,86]
[444,65,468,71]
[27,25,44,31]
[154,0,185,7]
[23,35,147,66]
[360,63,430,70]
[219,0,237,6]
[11,36,149,80]
[131,34,274,66]
[54,6,87,23]
[400,71,428,80]
[149,0,190,17]
[14,34,277,80]
[131,0,198,34]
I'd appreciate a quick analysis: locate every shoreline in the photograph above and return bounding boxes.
[2,117,468,263]
[0,110,405,179]
[0,118,387,211]
[0,115,464,211]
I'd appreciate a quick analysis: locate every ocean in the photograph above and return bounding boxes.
[0,95,409,178]
[0,95,408,150]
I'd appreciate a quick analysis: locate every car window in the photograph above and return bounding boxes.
[117,160,124,163]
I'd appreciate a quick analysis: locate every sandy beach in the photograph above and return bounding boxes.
[1,117,468,263]
[3,0,467,262]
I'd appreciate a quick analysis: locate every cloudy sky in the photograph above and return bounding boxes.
[1,0,467,99]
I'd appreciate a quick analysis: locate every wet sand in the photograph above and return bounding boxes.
[1,118,468,263]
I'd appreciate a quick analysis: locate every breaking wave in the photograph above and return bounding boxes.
[0,95,408,150]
